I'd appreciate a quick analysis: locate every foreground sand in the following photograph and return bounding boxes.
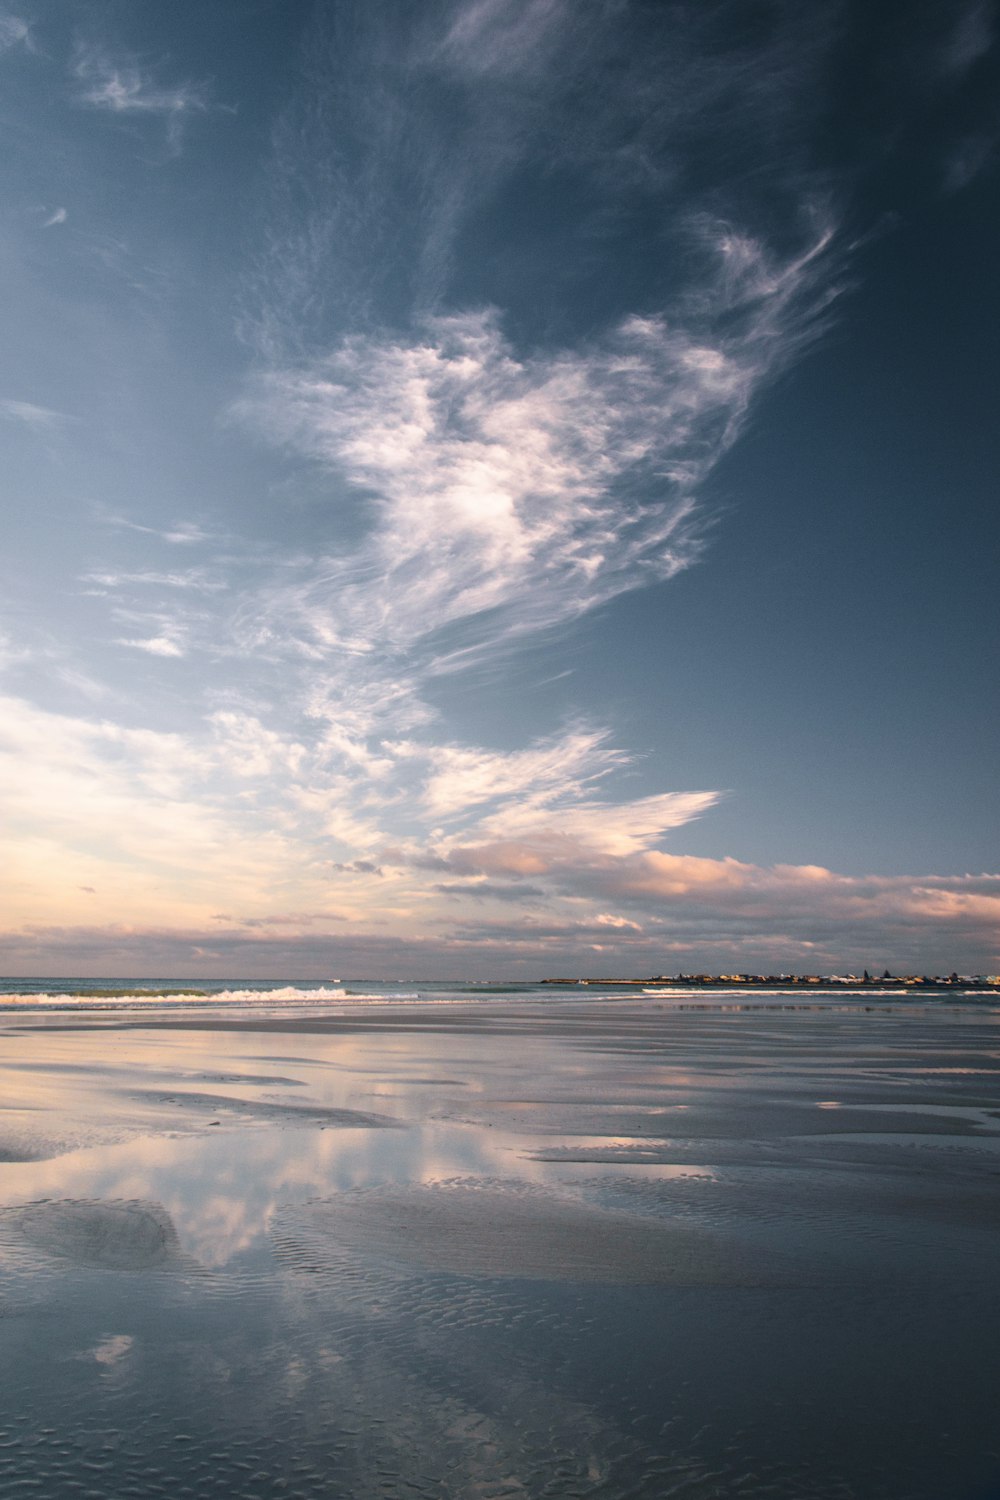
[0,996,998,1498]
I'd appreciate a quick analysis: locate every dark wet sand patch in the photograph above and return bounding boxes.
[11,1061,305,1089]
[0,1133,75,1163]
[123,1088,402,1128]
[477,1099,986,1138]
[578,1161,1000,1237]
[271,1180,820,1287]
[0,1123,139,1163]
[389,1077,468,1085]
[0,1199,187,1270]
[189,1072,305,1087]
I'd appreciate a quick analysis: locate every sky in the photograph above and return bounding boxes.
[1,0,998,979]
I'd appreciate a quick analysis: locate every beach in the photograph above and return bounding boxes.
[0,987,998,1498]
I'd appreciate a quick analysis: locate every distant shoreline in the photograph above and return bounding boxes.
[541,974,1000,991]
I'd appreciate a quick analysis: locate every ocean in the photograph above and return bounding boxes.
[2,975,997,1010]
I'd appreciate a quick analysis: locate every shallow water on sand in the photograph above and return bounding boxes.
[0,999,999,1498]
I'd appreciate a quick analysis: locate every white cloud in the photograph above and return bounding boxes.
[97,512,214,546]
[209,711,306,780]
[0,398,70,429]
[73,45,210,150]
[74,46,207,115]
[420,730,626,819]
[42,207,68,228]
[242,221,836,675]
[88,569,226,592]
[0,11,28,53]
[115,633,186,658]
[468,790,721,860]
[0,631,32,669]
[442,0,568,75]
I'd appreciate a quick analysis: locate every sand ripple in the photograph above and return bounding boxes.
[271,1178,798,1286]
[2,1198,186,1270]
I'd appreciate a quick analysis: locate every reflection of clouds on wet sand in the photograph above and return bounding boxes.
[0,1119,554,1269]
[89,1333,135,1366]
[0,1201,721,1496]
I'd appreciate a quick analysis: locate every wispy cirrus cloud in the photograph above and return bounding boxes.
[96,511,215,546]
[74,45,207,114]
[115,633,187,658]
[417,730,629,820]
[940,2,994,76]
[72,43,211,150]
[87,568,227,593]
[245,0,837,349]
[943,132,997,192]
[0,10,28,54]
[232,0,844,778]
[240,218,837,681]
[0,398,71,429]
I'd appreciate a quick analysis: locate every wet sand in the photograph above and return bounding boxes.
[0,997,998,1497]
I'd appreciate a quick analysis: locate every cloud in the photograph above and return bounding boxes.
[441,0,569,76]
[115,633,186,658]
[241,229,837,680]
[42,207,68,227]
[0,11,28,53]
[106,588,222,660]
[88,569,226,593]
[74,46,208,115]
[0,631,31,670]
[73,44,210,149]
[943,133,996,192]
[0,685,716,944]
[418,730,627,820]
[941,3,994,76]
[224,0,844,837]
[435,880,547,902]
[97,512,214,546]
[5,855,999,980]
[0,684,995,975]
[457,790,721,860]
[467,846,1000,957]
[0,694,321,932]
[0,398,70,429]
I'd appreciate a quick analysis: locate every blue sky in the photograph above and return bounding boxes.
[1,0,998,978]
